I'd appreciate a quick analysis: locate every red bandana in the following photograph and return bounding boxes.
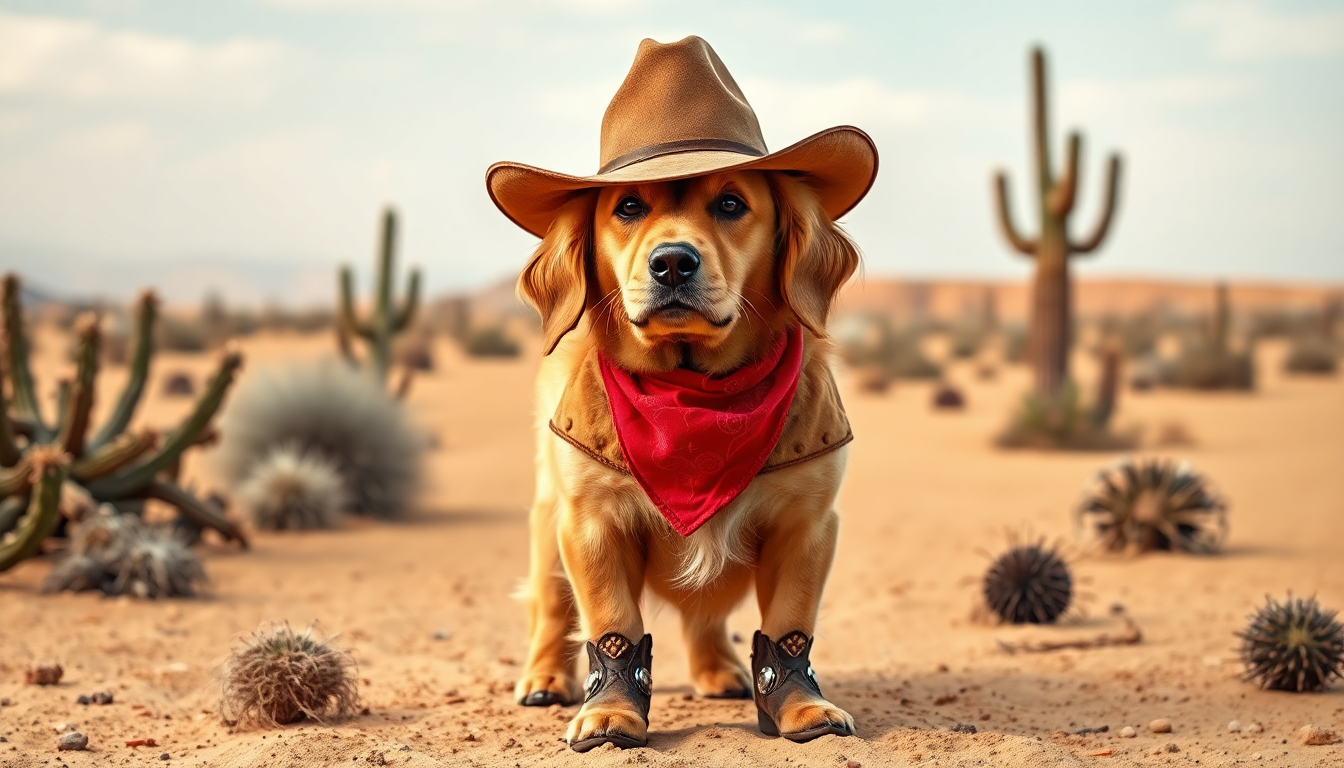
[597,326,804,536]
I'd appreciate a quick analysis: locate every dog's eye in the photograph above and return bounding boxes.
[717,194,747,217]
[615,196,645,219]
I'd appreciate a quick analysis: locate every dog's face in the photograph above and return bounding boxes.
[520,170,859,373]
[592,172,776,352]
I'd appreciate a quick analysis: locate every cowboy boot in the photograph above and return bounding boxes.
[751,630,855,742]
[567,632,653,752]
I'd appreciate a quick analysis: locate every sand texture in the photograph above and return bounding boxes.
[2,314,1343,767]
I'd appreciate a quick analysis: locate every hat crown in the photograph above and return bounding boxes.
[598,36,768,175]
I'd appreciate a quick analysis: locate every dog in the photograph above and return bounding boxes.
[486,36,878,752]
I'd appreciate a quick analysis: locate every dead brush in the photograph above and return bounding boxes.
[236,446,347,531]
[221,621,360,728]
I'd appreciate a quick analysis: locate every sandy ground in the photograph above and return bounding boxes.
[2,322,1343,768]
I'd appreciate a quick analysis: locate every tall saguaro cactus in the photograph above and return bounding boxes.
[338,207,421,385]
[993,47,1123,399]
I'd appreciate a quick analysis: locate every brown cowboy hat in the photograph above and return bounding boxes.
[486,35,879,238]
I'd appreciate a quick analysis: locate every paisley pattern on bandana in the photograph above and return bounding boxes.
[597,327,804,536]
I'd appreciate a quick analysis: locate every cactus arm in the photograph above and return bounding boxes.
[993,173,1038,256]
[57,314,100,457]
[0,455,31,497]
[336,316,359,366]
[338,266,372,339]
[91,291,156,448]
[71,429,157,482]
[0,494,25,537]
[1031,47,1053,197]
[2,274,47,435]
[84,349,242,498]
[1070,154,1122,255]
[370,207,397,381]
[0,446,68,573]
[145,479,248,548]
[1047,132,1080,217]
[0,355,18,467]
[393,267,421,333]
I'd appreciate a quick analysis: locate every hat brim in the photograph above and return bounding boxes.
[486,125,878,238]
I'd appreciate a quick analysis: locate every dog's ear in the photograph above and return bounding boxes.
[770,174,861,337]
[517,194,596,355]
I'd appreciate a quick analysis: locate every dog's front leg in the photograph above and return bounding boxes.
[557,498,651,751]
[752,506,856,741]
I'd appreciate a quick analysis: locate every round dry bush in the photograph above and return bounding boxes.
[44,508,207,598]
[237,446,348,531]
[216,359,422,519]
[221,622,359,728]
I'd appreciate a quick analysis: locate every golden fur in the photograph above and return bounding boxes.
[516,170,861,745]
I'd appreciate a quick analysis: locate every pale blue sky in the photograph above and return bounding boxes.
[1,0,1341,304]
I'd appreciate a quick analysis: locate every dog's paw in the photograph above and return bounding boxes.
[777,698,856,739]
[566,706,648,751]
[693,665,751,699]
[515,671,581,707]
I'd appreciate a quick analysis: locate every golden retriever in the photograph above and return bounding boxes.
[515,169,860,750]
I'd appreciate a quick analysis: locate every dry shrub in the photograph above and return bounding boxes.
[215,360,422,519]
[221,622,359,728]
[1000,324,1028,364]
[1169,340,1254,390]
[1152,420,1197,448]
[43,509,207,598]
[461,325,521,358]
[1283,336,1339,375]
[840,316,940,381]
[156,316,210,352]
[236,446,347,531]
[948,325,983,359]
[996,384,1138,451]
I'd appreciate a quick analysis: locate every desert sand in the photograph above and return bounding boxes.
[2,290,1343,768]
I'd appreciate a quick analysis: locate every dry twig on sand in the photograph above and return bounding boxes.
[997,617,1142,655]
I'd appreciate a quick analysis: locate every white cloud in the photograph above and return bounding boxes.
[0,11,295,105]
[1178,1,1344,60]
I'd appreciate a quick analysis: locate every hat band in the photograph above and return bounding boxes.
[598,138,766,175]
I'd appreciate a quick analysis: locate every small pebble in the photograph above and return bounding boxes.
[1244,721,1264,734]
[76,695,90,706]
[1149,718,1172,734]
[431,630,450,641]
[160,754,171,761]
[846,761,862,768]
[398,745,411,751]
[0,698,9,706]
[1299,724,1339,746]
[1228,719,1242,732]
[25,662,63,686]
[1149,743,1179,755]
[91,690,114,705]
[57,731,88,751]
[950,723,977,734]
[1119,726,1137,738]
[54,722,73,733]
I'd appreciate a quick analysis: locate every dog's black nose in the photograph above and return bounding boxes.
[648,243,701,287]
